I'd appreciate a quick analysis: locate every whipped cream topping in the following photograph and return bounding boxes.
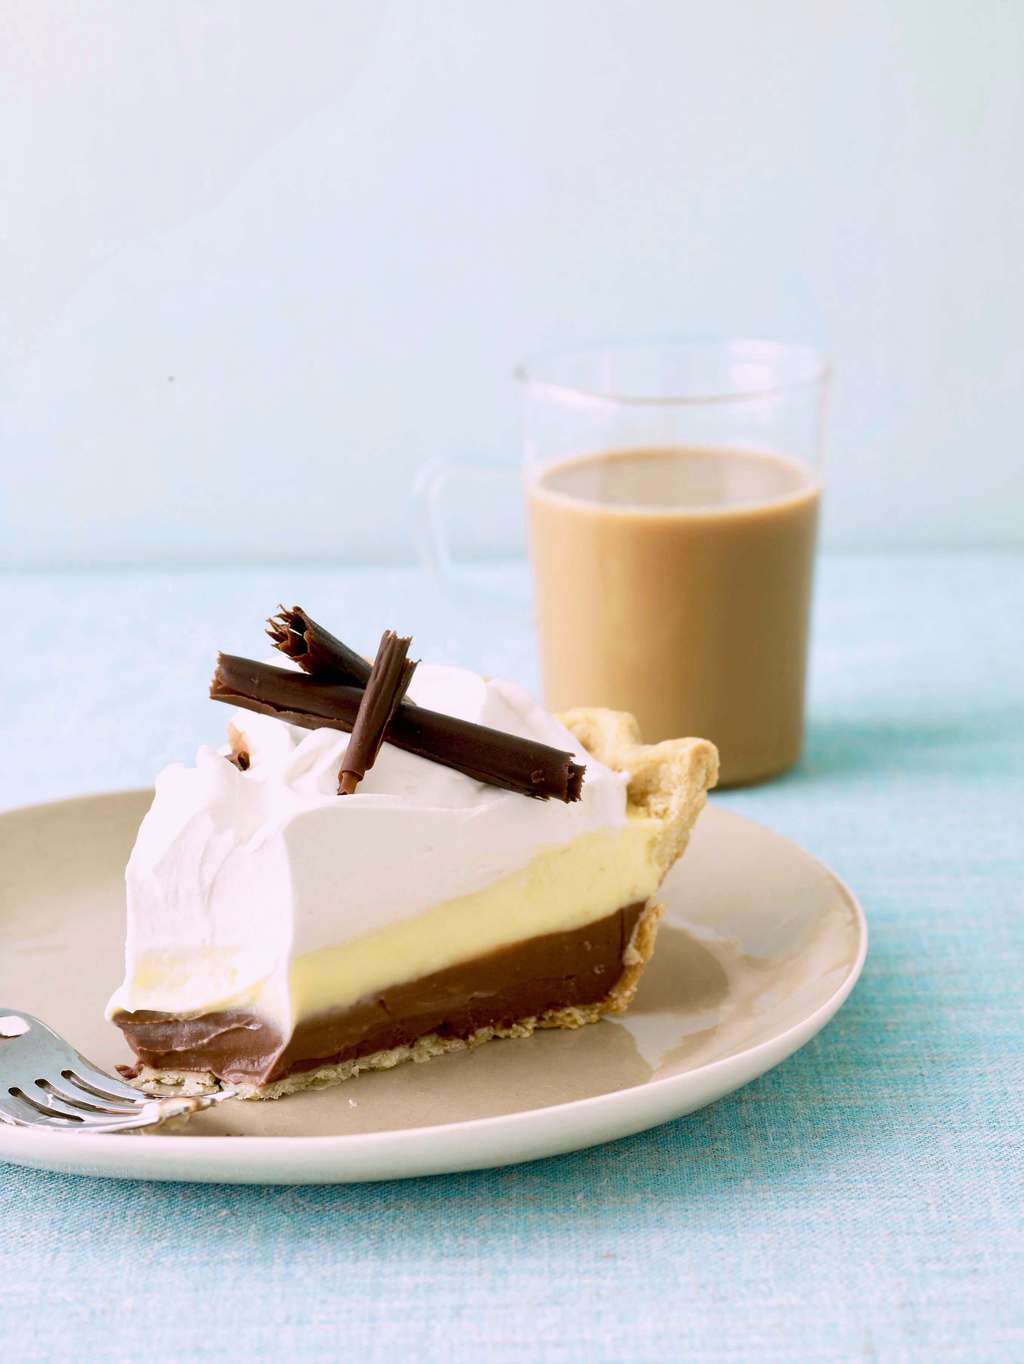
[109,664,629,1022]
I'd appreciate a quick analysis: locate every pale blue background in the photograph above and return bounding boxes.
[2,555,1023,1361]
[1,0,1023,566]
[2,6,1022,1358]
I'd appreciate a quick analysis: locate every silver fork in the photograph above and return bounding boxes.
[0,1010,236,1133]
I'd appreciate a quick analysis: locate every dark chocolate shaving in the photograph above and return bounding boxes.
[266,605,372,688]
[211,655,585,802]
[338,631,417,794]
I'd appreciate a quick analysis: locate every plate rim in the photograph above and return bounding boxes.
[0,789,868,1181]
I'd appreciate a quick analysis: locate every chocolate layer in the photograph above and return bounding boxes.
[114,901,646,1086]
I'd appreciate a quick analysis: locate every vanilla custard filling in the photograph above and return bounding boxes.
[289,818,661,1021]
[108,664,649,1042]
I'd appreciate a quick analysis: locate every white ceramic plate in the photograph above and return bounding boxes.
[0,791,865,1184]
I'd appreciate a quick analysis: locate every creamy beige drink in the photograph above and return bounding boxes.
[528,446,821,786]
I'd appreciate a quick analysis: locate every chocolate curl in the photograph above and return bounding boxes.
[210,655,585,802]
[337,631,417,795]
[266,605,372,687]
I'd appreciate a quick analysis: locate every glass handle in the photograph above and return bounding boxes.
[414,458,531,620]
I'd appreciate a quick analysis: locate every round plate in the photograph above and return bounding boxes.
[0,791,866,1183]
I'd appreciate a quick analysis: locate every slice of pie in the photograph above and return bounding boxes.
[108,654,717,1099]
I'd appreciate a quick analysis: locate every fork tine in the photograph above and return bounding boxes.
[2,1085,170,1132]
[1,1084,235,1131]
[35,1078,142,1117]
[59,1067,150,1109]
[62,1057,153,1105]
[22,1083,98,1122]
[1,1087,86,1126]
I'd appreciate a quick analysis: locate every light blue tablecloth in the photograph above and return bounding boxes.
[2,553,1022,1363]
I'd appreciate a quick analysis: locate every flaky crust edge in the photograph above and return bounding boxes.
[557,707,719,883]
